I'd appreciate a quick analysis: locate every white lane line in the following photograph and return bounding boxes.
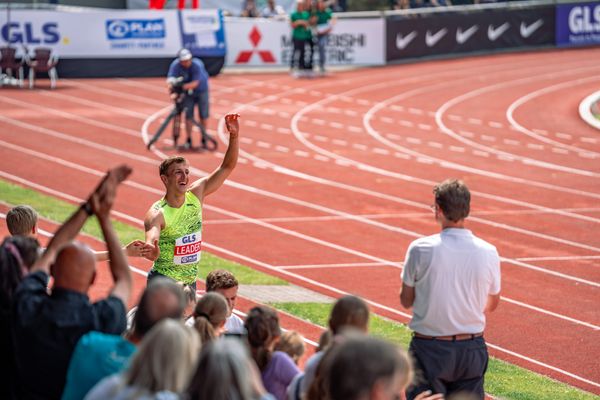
[481,135,496,142]
[260,123,274,131]
[399,120,414,128]
[449,146,465,153]
[332,139,348,146]
[507,76,600,157]
[552,148,569,154]
[294,150,310,158]
[363,62,600,200]
[381,117,394,124]
[348,126,363,133]
[314,154,329,162]
[468,118,482,125]
[448,114,463,121]
[459,130,475,138]
[516,255,600,262]
[330,122,344,129]
[277,127,292,134]
[278,261,390,269]
[526,143,545,150]
[240,137,253,144]
[256,141,271,149]
[275,145,290,153]
[408,107,424,115]
[313,135,328,142]
[312,119,326,126]
[428,142,443,149]
[580,137,598,144]
[489,121,504,128]
[394,152,411,159]
[439,65,600,176]
[372,148,390,155]
[418,123,432,131]
[406,137,422,144]
[246,120,258,127]
[353,143,368,150]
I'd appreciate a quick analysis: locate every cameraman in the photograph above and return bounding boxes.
[167,49,210,149]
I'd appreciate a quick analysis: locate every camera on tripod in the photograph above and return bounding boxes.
[146,76,218,151]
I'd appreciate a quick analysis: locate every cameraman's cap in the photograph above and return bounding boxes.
[179,49,192,61]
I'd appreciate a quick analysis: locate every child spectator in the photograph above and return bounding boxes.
[275,330,306,365]
[246,306,300,400]
[206,269,245,333]
[191,291,229,343]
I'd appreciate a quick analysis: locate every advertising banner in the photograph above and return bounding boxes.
[556,1,600,47]
[225,17,385,67]
[386,6,555,61]
[0,9,225,58]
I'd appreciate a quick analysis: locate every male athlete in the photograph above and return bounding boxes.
[143,113,239,288]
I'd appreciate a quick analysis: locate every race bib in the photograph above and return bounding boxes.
[173,231,202,265]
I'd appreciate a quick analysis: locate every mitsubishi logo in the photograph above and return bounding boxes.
[235,26,276,63]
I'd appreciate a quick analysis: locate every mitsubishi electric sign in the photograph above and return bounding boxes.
[556,2,600,46]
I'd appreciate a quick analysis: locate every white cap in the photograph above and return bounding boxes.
[179,49,192,61]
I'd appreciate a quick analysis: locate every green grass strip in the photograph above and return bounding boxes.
[0,179,286,286]
[3,179,596,399]
[271,302,597,400]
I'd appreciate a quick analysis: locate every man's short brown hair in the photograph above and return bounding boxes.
[433,179,471,222]
[159,156,187,176]
[7,205,38,236]
[205,269,239,292]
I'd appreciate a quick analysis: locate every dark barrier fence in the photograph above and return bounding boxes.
[386,4,556,61]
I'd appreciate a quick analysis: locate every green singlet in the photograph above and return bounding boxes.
[151,191,202,284]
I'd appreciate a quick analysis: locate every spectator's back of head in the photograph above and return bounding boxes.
[329,295,370,335]
[187,338,262,400]
[52,242,96,293]
[7,205,38,237]
[274,330,305,364]
[124,319,200,393]
[433,179,470,222]
[0,236,40,308]
[193,291,229,343]
[206,269,238,291]
[323,336,413,400]
[131,277,186,340]
[245,306,281,371]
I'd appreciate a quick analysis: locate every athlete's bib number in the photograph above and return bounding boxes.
[173,231,202,265]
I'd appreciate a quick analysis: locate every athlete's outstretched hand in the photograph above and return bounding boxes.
[143,239,160,262]
[225,113,240,139]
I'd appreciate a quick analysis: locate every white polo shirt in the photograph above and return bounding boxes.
[402,228,501,336]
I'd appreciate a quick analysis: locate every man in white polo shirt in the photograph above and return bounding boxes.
[400,179,501,400]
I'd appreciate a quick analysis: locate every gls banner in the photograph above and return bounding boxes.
[387,6,555,61]
[225,17,384,67]
[556,1,600,47]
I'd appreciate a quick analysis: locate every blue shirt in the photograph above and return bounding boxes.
[61,332,137,400]
[167,57,209,95]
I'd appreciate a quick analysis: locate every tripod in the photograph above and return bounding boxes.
[147,93,218,151]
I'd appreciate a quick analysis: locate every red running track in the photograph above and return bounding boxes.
[0,47,599,394]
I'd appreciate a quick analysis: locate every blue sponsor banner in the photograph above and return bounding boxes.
[106,18,166,40]
[178,9,226,58]
[556,2,600,47]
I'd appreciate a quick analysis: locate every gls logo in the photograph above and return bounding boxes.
[181,234,197,244]
[106,19,165,40]
[0,22,60,44]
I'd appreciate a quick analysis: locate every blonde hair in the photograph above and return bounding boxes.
[193,292,229,344]
[274,330,305,364]
[7,205,38,236]
[124,319,200,393]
